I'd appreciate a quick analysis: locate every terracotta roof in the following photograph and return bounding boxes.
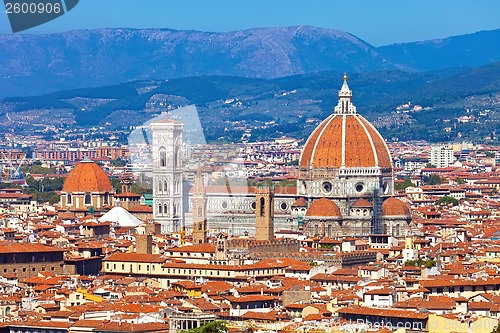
[225,295,276,303]
[127,205,153,213]
[382,197,411,216]
[0,242,64,254]
[115,192,141,198]
[337,306,428,319]
[305,198,341,217]
[168,243,215,254]
[291,197,307,207]
[104,252,168,263]
[299,114,392,169]
[351,198,372,208]
[62,160,113,193]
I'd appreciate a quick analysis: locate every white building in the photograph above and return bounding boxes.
[430,145,455,168]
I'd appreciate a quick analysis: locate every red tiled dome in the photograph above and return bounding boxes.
[299,114,392,169]
[306,198,342,217]
[62,160,112,193]
[299,76,392,170]
[382,197,411,216]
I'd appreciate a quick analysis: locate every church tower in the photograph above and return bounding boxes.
[120,173,133,193]
[191,165,207,244]
[151,116,184,234]
[255,186,274,241]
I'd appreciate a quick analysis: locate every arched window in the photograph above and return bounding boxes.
[174,147,180,167]
[104,192,109,205]
[84,194,91,205]
[259,197,265,217]
[198,222,203,231]
[164,203,168,216]
[5,307,10,316]
[158,180,163,192]
[67,194,72,205]
[158,204,163,215]
[164,180,168,194]
[160,149,166,167]
[198,206,202,218]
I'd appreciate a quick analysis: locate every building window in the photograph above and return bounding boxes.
[174,147,179,167]
[84,193,91,205]
[104,192,109,205]
[160,149,166,167]
[322,181,332,194]
[67,194,72,205]
[260,197,265,216]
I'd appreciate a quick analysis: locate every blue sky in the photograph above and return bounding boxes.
[1,0,499,46]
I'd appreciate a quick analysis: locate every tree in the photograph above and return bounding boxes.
[436,196,459,206]
[404,259,436,268]
[425,174,444,185]
[181,320,227,333]
[110,178,122,193]
[395,178,413,191]
[109,158,127,167]
[49,193,60,205]
[131,183,152,195]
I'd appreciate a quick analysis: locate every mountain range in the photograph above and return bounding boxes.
[1,26,499,98]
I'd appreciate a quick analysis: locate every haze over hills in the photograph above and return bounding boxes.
[2,62,499,144]
[378,29,500,71]
[1,26,499,98]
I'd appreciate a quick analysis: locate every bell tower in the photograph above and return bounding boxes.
[255,186,274,241]
[121,173,133,193]
[192,165,207,244]
[151,115,184,234]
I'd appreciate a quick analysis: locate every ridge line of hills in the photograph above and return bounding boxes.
[1,26,499,98]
